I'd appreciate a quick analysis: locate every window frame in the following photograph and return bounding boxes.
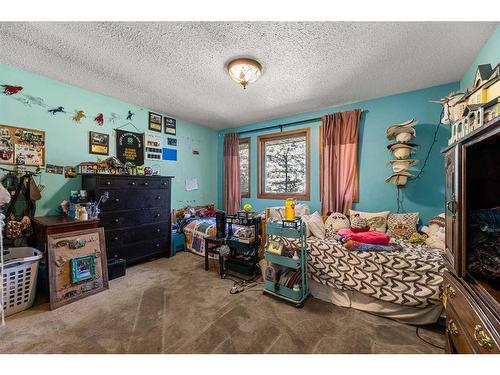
[257,128,310,200]
[239,137,251,198]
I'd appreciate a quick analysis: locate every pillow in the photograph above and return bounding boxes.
[349,210,390,232]
[302,211,325,239]
[325,212,350,238]
[387,213,419,239]
[337,228,390,245]
[268,204,310,220]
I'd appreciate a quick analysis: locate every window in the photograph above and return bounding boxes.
[239,137,250,198]
[258,129,310,200]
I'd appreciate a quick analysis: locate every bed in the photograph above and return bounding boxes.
[173,206,265,257]
[264,207,446,324]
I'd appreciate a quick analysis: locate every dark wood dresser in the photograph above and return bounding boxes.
[82,175,173,265]
[442,117,499,354]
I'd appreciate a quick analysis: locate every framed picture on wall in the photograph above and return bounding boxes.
[148,112,163,132]
[88,131,109,155]
[164,116,176,135]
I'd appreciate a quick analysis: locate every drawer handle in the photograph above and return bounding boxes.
[447,319,459,336]
[446,193,457,220]
[155,213,160,218]
[113,236,119,241]
[144,182,149,186]
[114,218,120,223]
[474,325,493,351]
[105,181,111,186]
[156,196,161,200]
[161,182,167,186]
[156,228,161,233]
[130,181,137,186]
[446,284,456,298]
[114,198,120,203]
[155,243,160,248]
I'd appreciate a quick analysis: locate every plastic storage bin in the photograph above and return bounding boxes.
[2,247,43,317]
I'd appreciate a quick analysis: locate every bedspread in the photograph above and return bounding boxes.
[274,236,445,308]
[182,217,248,257]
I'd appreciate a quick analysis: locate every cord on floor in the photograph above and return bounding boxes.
[415,325,445,350]
[224,274,263,294]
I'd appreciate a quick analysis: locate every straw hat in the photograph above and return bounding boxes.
[386,119,417,140]
[387,143,417,160]
[387,159,418,173]
[385,171,415,187]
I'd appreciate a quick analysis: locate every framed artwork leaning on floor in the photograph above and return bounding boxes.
[47,228,109,310]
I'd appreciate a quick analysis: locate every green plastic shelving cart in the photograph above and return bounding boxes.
[263,219,309,308]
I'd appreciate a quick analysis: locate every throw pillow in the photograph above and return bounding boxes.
[268,204,310,220]
[387,212,420,239]
[325,212,350,238]
[349,210,390,232]
[302,211,325,239]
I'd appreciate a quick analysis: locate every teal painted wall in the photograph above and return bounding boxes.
[217,82,459,224]
[460,25,500,90]
[0,62,217,216]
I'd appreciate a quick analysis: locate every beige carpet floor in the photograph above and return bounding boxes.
[0,252,444,354]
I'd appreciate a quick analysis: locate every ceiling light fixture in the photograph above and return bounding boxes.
[227,58,262,89]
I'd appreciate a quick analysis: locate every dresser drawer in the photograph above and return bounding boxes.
[95,176,170,190]
[122,236,169,264]
[99,189,169,212]
[446,304,475,353]
[105,223,169,248]
[100,208,168,229]
[443,272,500,353]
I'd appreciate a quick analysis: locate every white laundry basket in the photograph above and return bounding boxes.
[2,247,43,317]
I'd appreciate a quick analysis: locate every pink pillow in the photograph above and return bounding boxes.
[337,228,390,245]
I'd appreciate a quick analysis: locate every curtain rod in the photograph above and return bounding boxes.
[237,117,322,135]
[236,109,363,135]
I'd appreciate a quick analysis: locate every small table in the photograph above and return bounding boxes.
[33,216,100,252]
[204,236,225,278]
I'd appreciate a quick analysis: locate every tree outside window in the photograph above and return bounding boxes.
[258,129,310,200]
[239,138,250,198]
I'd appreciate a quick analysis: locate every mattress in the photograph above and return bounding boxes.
[274,235,445,309]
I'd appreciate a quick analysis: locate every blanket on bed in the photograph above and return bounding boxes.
[182,217,249,256]
[273,236,445,308]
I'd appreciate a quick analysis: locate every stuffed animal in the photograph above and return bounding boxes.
[350,214,370,233]
[421,213,445,250]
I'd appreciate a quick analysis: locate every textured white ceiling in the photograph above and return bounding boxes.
[0,22,496,129]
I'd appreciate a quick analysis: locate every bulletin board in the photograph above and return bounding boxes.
[0,124,46,167]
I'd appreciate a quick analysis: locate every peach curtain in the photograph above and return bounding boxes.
[320,109,362,215]
[223,133,241,214]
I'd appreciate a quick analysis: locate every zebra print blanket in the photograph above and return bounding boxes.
[275,236,445,308]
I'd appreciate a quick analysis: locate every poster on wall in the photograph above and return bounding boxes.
[163,116,176,135]
[88,131,109,155]
[145,132,162,160]
[116,129,144,166]
[148,112,162,132]
[0,124,45,166]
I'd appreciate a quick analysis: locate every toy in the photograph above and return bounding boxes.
[432,63,500,145]
[421,213,446,250]
[284,198,296,220]
[243,203,252,212]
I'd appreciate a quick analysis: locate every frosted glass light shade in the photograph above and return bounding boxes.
[227,58,262,89]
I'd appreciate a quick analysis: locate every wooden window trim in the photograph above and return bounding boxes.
[239,137,251,198]
[257,128,310,200]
